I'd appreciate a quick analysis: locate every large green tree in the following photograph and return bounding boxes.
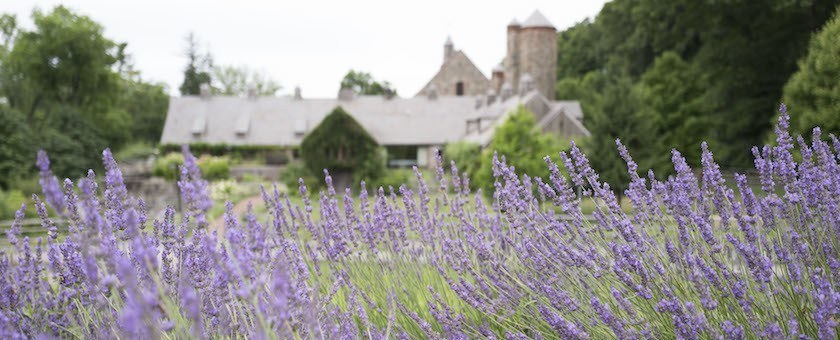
[579,73,645,196]
[340,70,395,96]
[477,106,559,195]
[1,6,123,122]
[636,51,707,173]
[557,0,839,169]
[0,6,170,180]
[179,32,212,96]
[0,106,34,189]
[213,65,281,96]
[781,8,840,137]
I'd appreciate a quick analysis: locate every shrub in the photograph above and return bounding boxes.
[279,162,321,194]
[476,106,560,194]
[151,152,184,180]
[152,152,229,181]
[300,107,384,186]
[198,156,230,181]
[0,189,28,220]
[442,141,481,185]
[115,142,157,162]
[367,168,416,192]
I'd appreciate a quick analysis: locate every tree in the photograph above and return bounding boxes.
[0,6,123,122]
[340,70,396,96]
[781,8,840,138]
[0,106,34,189]
[213,65,281,96]
[118,77,170,143]
[636,52,707,173]
[300,107,384,188]
[179,32,212,96]
[579,73,645,196]
[555,0,839,168]
[476,106,559,195]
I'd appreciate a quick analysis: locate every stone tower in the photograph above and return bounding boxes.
[505,10,557,99]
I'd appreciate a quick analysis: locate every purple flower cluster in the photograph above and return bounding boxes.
[0,104,838,338]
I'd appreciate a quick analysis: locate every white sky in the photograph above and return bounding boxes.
[6,0,608,98]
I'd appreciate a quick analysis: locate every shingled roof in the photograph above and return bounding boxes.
[160,90,589,148]
[521,10,555,29]
[160,95,477,147]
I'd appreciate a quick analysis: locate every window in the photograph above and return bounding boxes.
[455,82,464,96]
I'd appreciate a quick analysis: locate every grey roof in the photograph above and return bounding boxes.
[160,96,478,147]
[161,92,588,149]
[522,10,554,29]
[462,91,589,146]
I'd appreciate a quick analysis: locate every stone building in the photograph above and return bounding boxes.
[416,37,491,97]
[160,10,588,170]
[416,10,558,100]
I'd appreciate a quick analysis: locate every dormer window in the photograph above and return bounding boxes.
[191,115,206,137]
[235,113,250,137]
[294,119,307,137]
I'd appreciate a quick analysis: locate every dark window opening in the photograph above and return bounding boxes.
[387,145,418,168]
[455,82,464,96]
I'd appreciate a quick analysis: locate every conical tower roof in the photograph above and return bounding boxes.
[522,10,554,29]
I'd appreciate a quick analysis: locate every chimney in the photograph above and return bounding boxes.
[247,85,258,100]
[500,82,513,101]
[486,89,497,105]
[444,36,454,63]
[475,95,484,109]
[519,74,534,95]
[427,84,438,100]
[199,83,211,99]
[338,87,355,101]
[294,86,302,100]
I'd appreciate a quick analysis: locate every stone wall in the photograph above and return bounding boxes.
[416,51,490,97]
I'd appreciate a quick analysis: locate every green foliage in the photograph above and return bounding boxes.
[0,106,35,189]
[300,107,385,186]
[152,152,185,181]
[152,152,230,181]
[0,189,28,220]
[199,157,231,181]
[556,0,839,168]
[366,168,415,192]
[179,32,212,96]
[213,65,281,96]
[578,73,643,195]
[279,162,321,194]
[38,106,108,178]
[442,141,482,185]
[340,70,396,96]
[636,52,707,173]
[782,8,840,137]
[0,6,122,116]
[118,78,170,143]
[0,6,170,184]
[115,142,157,162]
[477,107,560,195]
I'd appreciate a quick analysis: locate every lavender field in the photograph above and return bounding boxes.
[1,105,838,339]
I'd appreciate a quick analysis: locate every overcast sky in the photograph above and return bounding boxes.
[7,0,608,98]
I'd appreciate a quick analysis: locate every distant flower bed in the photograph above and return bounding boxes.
[1,105,838,338]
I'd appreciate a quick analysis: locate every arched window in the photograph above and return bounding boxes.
[455,81,465,96]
